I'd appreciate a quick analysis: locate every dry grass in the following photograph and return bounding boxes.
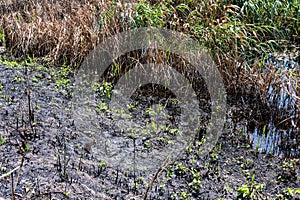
[0,0,138,66]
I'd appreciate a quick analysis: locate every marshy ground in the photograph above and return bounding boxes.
[0,0,299,199]
[0,60,299,199]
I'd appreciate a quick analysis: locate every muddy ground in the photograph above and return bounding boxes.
[0,61,299,200]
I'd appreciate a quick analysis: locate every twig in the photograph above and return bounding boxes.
[2,155,26,199]
[25,64,35,135]
[277,115,294,126]
[0,145,25,199]
[143,166,164,200]
[0,166,20,180]
[14,155,25,195]
[11,173,14,200]
[143,147,184,200]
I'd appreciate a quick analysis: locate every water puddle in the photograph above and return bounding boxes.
[241,57,299,157]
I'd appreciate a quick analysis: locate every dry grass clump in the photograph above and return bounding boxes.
[0,0,137,66]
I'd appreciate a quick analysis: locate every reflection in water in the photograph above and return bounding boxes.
[240,58,299,158]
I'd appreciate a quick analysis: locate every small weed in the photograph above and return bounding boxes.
[276,188,300,199]
[129,132,136,139]
[32,77,38,82]
[282,159,298,169]
[13,76,25,83]
[55,77,70,89]
[237,174,265,199]
[0,137,6,145]
[278,159,298,183]
[283,188,300,197]
[0,30,5,44]
[224,184,233,193]
[210,152,219,161]
[188,167,202,192]
[24,144,30,152]
[99,161,107,167]
[96,100,109,112]
[174,162,187,173]
[0,59,19,69]
[94,81,113,99]
[2,94,12,104]
[55,65,72,89]
[180,191,191,200]
[241,158,254,169]
[144,141,151,148]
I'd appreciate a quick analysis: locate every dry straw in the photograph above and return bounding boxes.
[0,0,137,66]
